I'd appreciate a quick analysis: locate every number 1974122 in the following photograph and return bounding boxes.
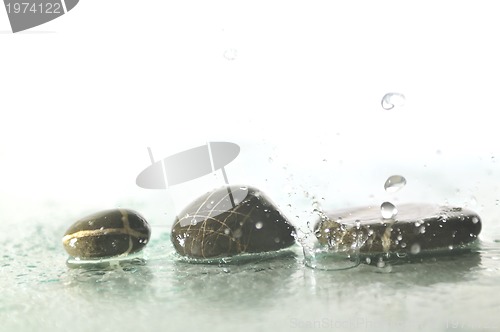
[6,2,62,14]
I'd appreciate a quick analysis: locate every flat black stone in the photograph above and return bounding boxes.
[171,185,296,258]
[314,203,481,255]
[62,209,151,259]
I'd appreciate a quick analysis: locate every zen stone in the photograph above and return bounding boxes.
[171,185,296,258]
[62,209,151,259]
[314,203,481,255]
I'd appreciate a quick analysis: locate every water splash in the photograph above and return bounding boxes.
[381,92,405,110]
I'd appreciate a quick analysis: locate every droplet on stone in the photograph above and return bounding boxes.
[380,202,398,219]
[384,175,407,193]
[381,92,405,110]
[314,203,481,256]
[410,243,421,254]
[171,185,296,258]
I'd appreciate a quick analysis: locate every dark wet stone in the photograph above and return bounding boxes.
[62,209,151,259]
[314,203,481,255]
[171,185,296,258]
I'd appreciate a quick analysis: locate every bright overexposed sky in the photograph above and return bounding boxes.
[1,1,500,229]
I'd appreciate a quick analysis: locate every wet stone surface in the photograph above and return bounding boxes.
[171,185,296,258]
[62,209,151,260]
[314,203,482,256]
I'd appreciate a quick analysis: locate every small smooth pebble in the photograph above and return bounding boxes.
[314,203,481,255]
[62,209,151,259]
[171,185,296,258]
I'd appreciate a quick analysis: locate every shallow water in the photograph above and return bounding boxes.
[2,212,500,332]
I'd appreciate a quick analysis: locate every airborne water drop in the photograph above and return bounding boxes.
[384,175,407,193]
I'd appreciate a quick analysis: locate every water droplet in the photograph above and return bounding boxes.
[384,175,407,193]
[410,243,421,254]
[223,48,237,60]
[448,245,453,250]
[233,228,243,239]
[472,217,479,224]
[365,257,371,264]
[376,258,385,268]
[400,242,407,248]
[224,228,231,235]
[397,234,403,241]
[255,222,263,229]
[355,220,361,229]
[274,237,280,243]
[380,202,398,219]
[381,92,405,110]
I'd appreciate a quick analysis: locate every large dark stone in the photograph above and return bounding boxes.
[171,185,296,258]
[314,203,481,255]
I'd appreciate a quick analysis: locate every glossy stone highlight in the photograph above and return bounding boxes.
[171,185,296,258]
[62,209,151,259]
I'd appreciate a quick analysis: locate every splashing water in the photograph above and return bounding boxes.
[381,92,406,110]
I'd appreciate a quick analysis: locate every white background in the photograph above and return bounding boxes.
[1,0,500,233]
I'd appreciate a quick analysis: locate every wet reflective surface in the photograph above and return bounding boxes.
[2,215,500,332]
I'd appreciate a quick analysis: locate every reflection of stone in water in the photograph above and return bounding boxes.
[63,260,154,302]
[171,250,298,309]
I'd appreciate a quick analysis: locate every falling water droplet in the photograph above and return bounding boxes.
[380,202,398,219]
[384,175,407,193]
[472,217,479,224]
[255,221,263,229]
[381,92,405,110]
